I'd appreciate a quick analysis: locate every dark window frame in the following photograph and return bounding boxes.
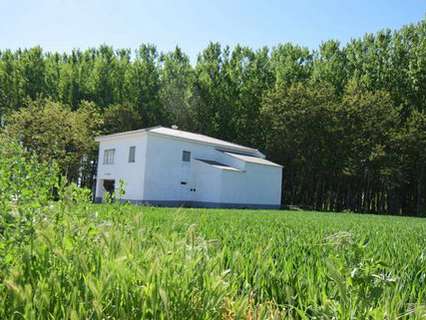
[103,148,115,165]
[182,150,191,162]
[128,146,136,163]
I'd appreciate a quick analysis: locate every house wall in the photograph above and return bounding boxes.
[192,160,222,204]
[95,131,282,208]
[95,134,148,201]
[143,133,282,207]
[220,163,282,207]
[220,152,247,170]
[143,133,219,202]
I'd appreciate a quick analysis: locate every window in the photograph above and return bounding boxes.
[128,146,136,163]
[182,150,191,162]
[103,149,115,165]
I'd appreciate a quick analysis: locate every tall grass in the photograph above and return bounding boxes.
[2,202,426,319]
[2,135,426,318]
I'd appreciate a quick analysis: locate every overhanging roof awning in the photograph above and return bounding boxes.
[224,152,282,168]
[195,159,242,172]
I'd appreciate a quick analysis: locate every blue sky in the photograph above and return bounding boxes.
[1,0,425,61]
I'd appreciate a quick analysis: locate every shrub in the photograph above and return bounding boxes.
[0,134,59,274]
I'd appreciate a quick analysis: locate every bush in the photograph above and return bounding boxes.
[0,134,59,274]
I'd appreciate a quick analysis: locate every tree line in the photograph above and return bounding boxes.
[1,18,426,216]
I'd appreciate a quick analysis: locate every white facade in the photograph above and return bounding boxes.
[95,126,283,209]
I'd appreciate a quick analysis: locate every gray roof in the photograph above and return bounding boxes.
[225,152,282,167]
[195,159,242,172]
[96,126,261,155]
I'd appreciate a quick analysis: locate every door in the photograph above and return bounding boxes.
[102,179,115,200]
[179,150,196,205]
[179,163,192,203]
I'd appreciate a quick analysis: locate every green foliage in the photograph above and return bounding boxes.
[2,14,426,320]
[1,18,426,214]
[102,103,142,134]
[0,134,59,276]
[2,204,426,319]
[5,99,102,183]
[0,134,424,317]
[125,44,164,126]
[159,46,195,128]
[101,179,126,204]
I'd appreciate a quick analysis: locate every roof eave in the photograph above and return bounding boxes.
[148,131,258,155]
[224,152,283,168]
[94,125,162,142]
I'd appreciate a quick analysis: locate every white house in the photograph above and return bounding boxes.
[94,126,283,209]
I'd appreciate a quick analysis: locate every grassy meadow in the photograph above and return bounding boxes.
[2,203,426,319]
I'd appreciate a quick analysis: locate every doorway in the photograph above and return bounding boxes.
[103,179,115,197]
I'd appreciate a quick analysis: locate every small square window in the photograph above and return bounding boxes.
[128,146,136,163]
[182,150,191,162]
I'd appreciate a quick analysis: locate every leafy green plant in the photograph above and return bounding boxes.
[1,146,426,319]
[1,203,426,319]
[0,134,59,276]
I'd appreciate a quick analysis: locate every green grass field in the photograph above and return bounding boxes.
[2,204,426,319]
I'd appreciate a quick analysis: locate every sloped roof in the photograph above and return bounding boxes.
[96,126,261,155]
[195,159,242,172]
[225,152,282,168]
[149,127,258,154]
[95,125,158,141]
